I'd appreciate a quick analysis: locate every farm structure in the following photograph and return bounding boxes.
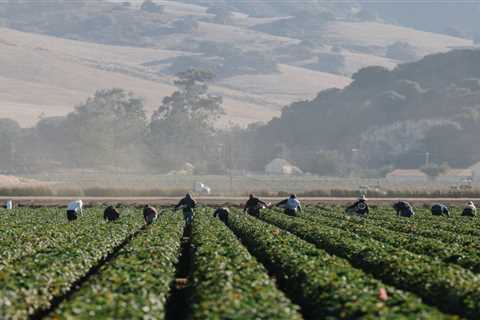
[1,204,480,319]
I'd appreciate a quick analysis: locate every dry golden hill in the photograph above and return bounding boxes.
[0,26,350,127]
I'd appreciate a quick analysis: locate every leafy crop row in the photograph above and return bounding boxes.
[328,206,480,238]
[260,211,480,319]
[189,211,301,320]
[51,212,184,319]
[0,208,68,265]
[304,206,479,245]
[0,208,144,319]
[228,211,451,319]
[301,212,480,272]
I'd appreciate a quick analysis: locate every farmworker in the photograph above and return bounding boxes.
[393,201,415,218]
[213,207,230,224]
[143,204,158,225]
[66,199,83,221]
[4,199,13,209]
[243,194,270,217]
[431,203,449,217]
[462,201,477,217]
[175,193,196,225]
[276,194,302,216]
[345,195,369,215]
[104,205,120,221]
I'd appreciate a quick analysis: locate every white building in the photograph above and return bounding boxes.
[469,161,480,182]
[265,158,303,175]
[437,169,472,183]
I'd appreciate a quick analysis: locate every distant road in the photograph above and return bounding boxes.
[0,196,478,206]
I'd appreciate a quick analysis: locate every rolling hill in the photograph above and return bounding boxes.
[0,26,350,126]
[0,0,475,127]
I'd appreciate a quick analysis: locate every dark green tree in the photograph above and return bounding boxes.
[0,118,21,172]
[66,88,147,168]
[149,69,224,169]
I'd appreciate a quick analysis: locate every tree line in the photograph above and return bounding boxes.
[0,70,237,174]
[4,49,480,177]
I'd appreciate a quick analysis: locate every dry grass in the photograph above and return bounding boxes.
[325,21,473,57]
[0,1,475,127]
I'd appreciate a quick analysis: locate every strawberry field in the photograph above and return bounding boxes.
[1,204,479,319]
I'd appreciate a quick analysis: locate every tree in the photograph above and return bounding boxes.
[386,41,418,62]
[0,118,21,172]
[207,6,234,25]
[173,16,199,33]
[149,69,224,169]
[66,88,147,168]
[140,0,164,13]
[420,162,449,179]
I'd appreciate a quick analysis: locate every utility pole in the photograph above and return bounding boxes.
[425,152,430,166]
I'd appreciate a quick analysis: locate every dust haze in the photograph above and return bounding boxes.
[1,0,480,196]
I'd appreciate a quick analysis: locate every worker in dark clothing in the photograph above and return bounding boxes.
[104,205,120,221]
[213,207,230,224]
[393,201,415,218]
[431,203,449,217]
[175,193,197,225]
[243,194,269,217]
[143,205,158,225]
[345,195,369,215]
[462,201,477,217]
[276,194,302,216]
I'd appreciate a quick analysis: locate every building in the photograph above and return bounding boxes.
[468,161,480,182]
[385,169,428,183]
[437,169,472,183]
[265,158,303,175]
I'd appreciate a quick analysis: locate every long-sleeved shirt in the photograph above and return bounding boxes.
[175,197,197,213]
[213,207,230,222]
[431,204,449,216]
[277,198,302,212]
[67,200,83,215]
[244,197,267,211]
[104,206,120,221]
[462,204,477,216]
[346,201,369,215]
[393,201,415,217]
[143,205,158,224]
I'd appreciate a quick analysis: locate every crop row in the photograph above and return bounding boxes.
[260,211,480,319]
[189,211,301,320]
[50,211,184,319]
[300,212,480,272]
[0,208,144,319]
[331,206,480,238]
[304,206,479,245]
[0,208,68,265]
[228,210,451,319]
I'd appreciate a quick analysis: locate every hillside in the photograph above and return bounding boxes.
[0,26,349,126]
[0,0,475,127]
[249,49,480,173]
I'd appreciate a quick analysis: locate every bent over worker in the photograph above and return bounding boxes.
[345,195,369,215]
[104,205,120,221]
[431,203,449,217]
[143,204,158,225]
[276,194,302,216]
[393,201,415,218]
[462,201,477,217]
[175,193,196,225]
[213,207,230,224]
[244,194,269,217]
[66,199,83,221]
